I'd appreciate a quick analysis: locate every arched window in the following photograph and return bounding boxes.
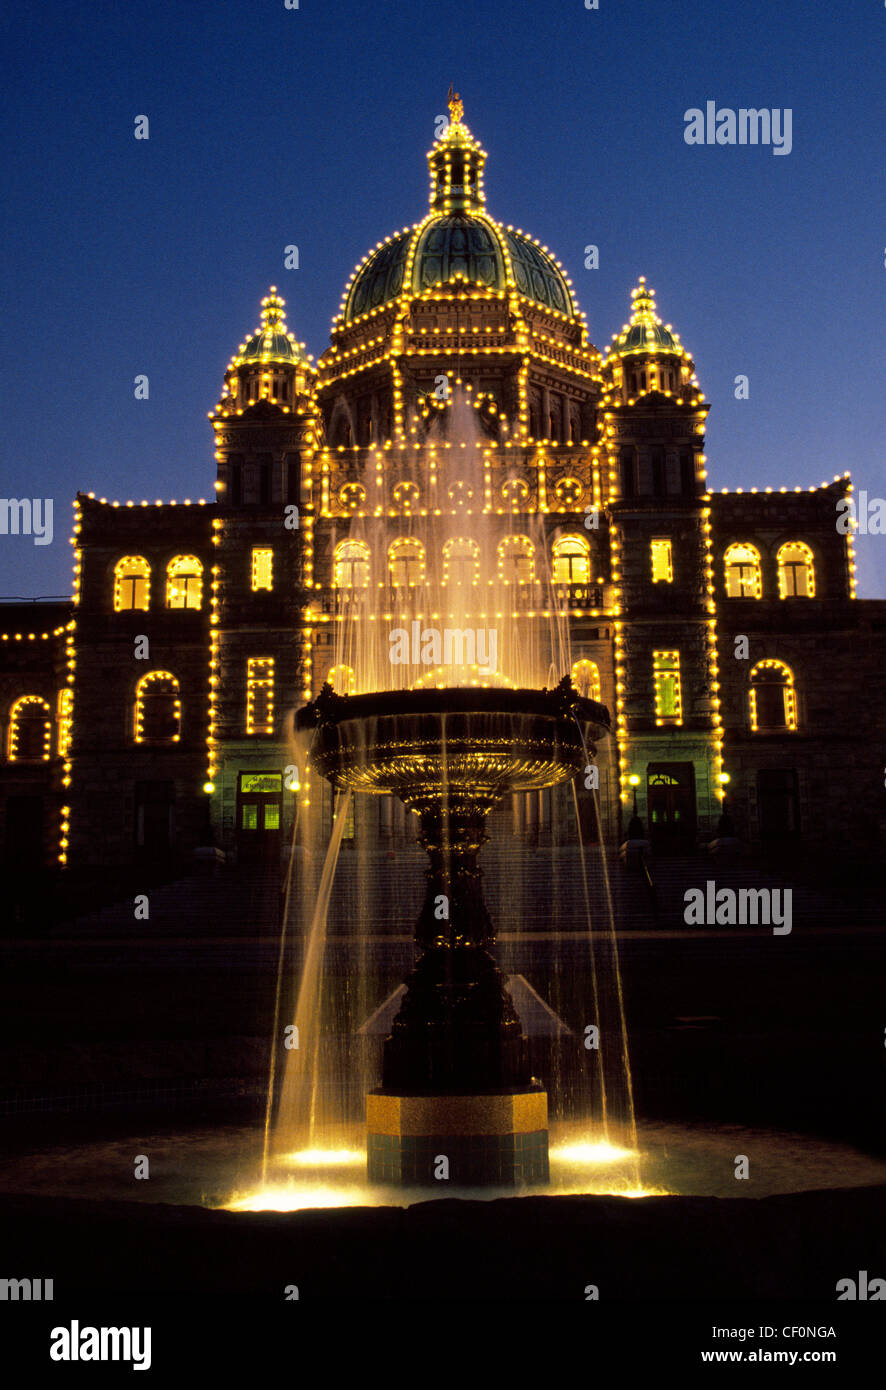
[166,555,203,609]
[443,537,480,586]
[724,543,762,598]
[570,659,601,702]
[749,660,797,732]
[777,542,815,598]
[326,664,356,695]
[114,556,150,611]
[134,672,181,744]
[552,535,590,584]
[334,540,370,588]
[497,535,535,584]
[8,696,52,761]
[388,537,426,587]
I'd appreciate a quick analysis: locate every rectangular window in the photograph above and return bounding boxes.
[653,650,682,725]
[650,539,673,583]
[251,548,274,591]
[246,657,275,735]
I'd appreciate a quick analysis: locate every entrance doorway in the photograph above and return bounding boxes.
[5,795,45,868]
[647,762,696,850]
[756,768,799,842]
[135,781,174,864]
[236,772,283,864]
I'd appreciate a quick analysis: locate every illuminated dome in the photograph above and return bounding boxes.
[340,96,578,325]
[232,288,312,367]
[610,278,682,356]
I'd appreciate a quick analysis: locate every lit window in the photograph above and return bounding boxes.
[749,660,797,732]
[166,555,203,609]
[388,538,426,587]
[251,548,273,591]
[134,672,181,744]
[724,543,762,598]
[570,659,601,702]
[650,539,673,584]
[497,535,535,584]
[552,535,590,584]
[334,540,371,588]
[8,695,52,761]
[246,658,274,735]
[326,664,356,695]
[777,542,815,598]
[114,556,150,611]
[57,688,73,759]
[443,537,480,586]
[653,651,682,725]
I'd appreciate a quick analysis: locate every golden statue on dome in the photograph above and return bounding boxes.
[447,85,464,126]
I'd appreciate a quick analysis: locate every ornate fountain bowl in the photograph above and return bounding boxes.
[296,681,610,817]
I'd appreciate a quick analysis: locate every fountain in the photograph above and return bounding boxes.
[296,677,609,1184]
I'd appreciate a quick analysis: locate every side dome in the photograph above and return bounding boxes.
[232,287,313,366]
[611,278,680,355]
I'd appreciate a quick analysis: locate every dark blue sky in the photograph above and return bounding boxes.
[1,0,883,597]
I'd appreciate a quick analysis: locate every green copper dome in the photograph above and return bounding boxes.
[232,289,313,367]
[343,215,575,322]
[610,278,683,358]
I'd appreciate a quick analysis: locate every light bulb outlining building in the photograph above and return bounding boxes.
[2,95,885,872]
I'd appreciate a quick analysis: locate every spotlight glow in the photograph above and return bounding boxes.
[285,1148,364,1167]
[224,1185,365,1212]
[551,1140,636,1164]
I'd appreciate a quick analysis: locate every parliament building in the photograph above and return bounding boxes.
[2,98,884,879]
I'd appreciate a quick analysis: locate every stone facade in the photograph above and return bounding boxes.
[2,105,884,874]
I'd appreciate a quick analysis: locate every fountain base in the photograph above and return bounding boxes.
[366,1086,549,1186]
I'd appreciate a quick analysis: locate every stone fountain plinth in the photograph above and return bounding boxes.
[296,678,609,1185]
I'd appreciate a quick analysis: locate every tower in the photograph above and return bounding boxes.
[601,279,723,844]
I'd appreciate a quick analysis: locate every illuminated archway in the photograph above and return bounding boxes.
[8,695,52,761]
[749,659,797,731]
[497,535,535,584]
[114,556,150,611]
[552,535,590,584]
[777,542,815,599]
[134,672,181,744]
[166,555,203,609]
[570,659,601,702]
[724,543,762,599]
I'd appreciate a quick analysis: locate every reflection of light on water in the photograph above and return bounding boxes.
[551,1140,636,1164]
[225,1185,367,1212]
[284,1149,364,1167]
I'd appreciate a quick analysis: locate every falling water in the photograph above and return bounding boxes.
[272,789,354,1152]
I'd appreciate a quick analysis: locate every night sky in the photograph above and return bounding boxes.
[1,0,883,597]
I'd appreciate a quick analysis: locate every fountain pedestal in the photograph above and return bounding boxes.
[367,801,549,1185]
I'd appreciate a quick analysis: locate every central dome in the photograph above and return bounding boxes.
[339,99,578,326]
[344,216,574,322]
